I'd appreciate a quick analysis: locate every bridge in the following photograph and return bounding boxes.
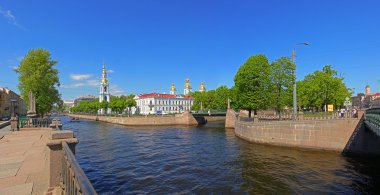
[364,108,380,136]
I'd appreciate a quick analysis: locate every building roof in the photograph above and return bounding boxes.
[136,93,192,99]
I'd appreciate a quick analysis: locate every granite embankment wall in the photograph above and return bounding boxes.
[68,111,199,126]
[234,117,362,152]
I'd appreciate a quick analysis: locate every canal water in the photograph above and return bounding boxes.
[62,116,380,194]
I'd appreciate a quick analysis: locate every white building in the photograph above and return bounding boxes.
[133,79,195,115]
[63,100,74,113]
[98,64,111,115]
[133,93,193,115]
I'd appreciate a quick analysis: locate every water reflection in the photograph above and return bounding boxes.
[62,117,380,194]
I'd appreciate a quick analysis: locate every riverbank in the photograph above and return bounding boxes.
[234,118,361,152]
[67,111,200,126]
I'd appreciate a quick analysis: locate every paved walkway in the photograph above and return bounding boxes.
[0,125,12,139]
[0,130,50,194]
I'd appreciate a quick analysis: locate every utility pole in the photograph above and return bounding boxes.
[292,42,309,121]
[292,49,297,121]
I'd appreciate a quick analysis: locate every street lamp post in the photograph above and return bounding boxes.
[292,42,309,121]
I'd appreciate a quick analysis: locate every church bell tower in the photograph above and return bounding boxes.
[99,64,111,114]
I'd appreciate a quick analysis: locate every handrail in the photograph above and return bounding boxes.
[62,142,97,195]
[365,108,380,128]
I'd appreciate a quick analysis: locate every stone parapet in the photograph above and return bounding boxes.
[46,131,78,188]
[234,118,361,152]
[225,109,237,128]
[68,112,199,126]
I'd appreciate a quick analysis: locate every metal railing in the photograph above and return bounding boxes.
[365,108,380,129]
[17,117,52,128]
[17,116,28,128]
[61,142,97,195]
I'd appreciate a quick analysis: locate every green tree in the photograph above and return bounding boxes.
[15,49,61,117]
[270,57,294,118]
[100,101,109,114]
[229,86,240,110]
[125,99,137,116]
[191,91,210,111]
[234,54,271,117]
[109,97,127,114]
[297,65,351,111]
[213,86,230,109]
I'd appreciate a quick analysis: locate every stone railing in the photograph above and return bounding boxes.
[61,142,97,195]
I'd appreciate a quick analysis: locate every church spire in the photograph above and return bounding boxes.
[101,64,107,84]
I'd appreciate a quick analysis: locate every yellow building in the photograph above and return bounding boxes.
[0,87,26,119]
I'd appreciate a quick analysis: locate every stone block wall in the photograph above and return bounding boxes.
[234,118,361,151]
[225,109,237,128]
[68,111,199,126]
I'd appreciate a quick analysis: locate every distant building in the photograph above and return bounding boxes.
[372,97,380,108]
[133,79,196,115]
[0,87,26,119]
[183,78,192,95]
[63,100,74,112]
[133,93,193,115]
[74,95,96,106]
[365,85,371,96]
[98,64,111,115]
[351,85,380,109]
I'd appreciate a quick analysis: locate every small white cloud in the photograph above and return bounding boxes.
[87,80,99,87]
[107,70,114,73]
[110,84,124,95]
[70,74,92,81]
[60,83,85,89]
[0,6,25,30]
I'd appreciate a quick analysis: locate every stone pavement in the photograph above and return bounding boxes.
[0,125,12,139]
[0,130,50,194]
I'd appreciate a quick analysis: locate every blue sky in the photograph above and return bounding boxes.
[1,0,380,100]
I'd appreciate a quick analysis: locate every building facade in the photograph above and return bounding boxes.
[133,93,194,115]
[99,64,111,114]
[133,79,197,115]
[0,87,26,119]
[74,95,96,106]
[352,85,380,109]
[63,100,74,113]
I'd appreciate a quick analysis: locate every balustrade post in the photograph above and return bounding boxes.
[46,131,78,188]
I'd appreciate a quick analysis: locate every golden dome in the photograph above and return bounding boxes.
[199,82,206,91]
[184,78,192,89]
[170,83,177,91]
[102,77,108,84]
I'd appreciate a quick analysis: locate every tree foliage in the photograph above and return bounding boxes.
[69,100,100,114]
[190,86,232,111]
[125,99,137,116]
[109,96,127,114]
[234,54,271,117]
[297,65,351,111]
[15,49,61,116]
[269,57,294,117]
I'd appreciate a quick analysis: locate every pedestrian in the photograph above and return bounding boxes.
[208,109,211,116]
